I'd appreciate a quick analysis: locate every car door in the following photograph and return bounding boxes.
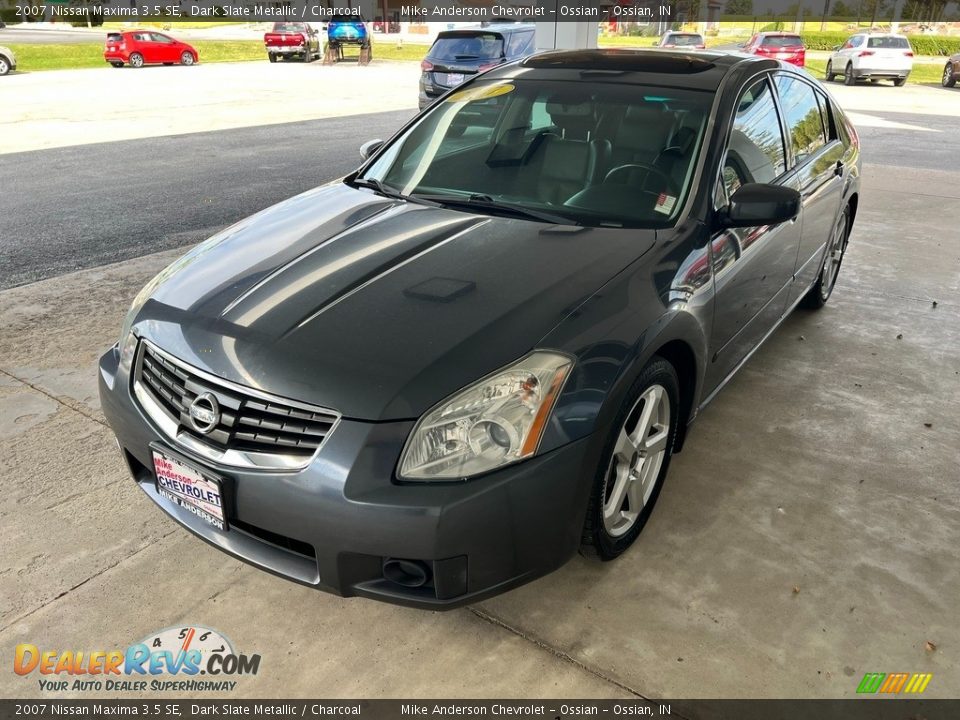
[153,33,180,63]
[774,74,846,304]
[833,34,861,69]
[705,75,802,392]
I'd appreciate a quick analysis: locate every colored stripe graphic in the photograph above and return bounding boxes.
[857,673,885,693]
[857,672,932,694]
[904,673,933,693]
[879,672,909,693]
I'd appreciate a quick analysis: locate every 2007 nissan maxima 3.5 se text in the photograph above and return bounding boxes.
[99,49,861,608]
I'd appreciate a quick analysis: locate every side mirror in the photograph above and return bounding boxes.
[722,184,800,228]
[360,139,384,161]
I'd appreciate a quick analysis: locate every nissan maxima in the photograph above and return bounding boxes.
[99,49,861,608]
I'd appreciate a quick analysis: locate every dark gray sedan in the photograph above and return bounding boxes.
[99,49,861,608]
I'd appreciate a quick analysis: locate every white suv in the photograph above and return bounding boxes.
[826,33,914,86]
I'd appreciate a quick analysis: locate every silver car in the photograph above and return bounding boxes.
[0,46,16,76]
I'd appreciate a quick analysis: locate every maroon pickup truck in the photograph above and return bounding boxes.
[264,22,321,63]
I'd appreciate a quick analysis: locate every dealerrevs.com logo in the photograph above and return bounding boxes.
[14,625,261,693]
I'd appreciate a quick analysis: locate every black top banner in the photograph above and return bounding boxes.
[15,0,904,25]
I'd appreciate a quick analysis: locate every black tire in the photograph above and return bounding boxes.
[825,60,834,82]
[110,61,124,68]
[129,52,144,69]
[844,63,856,85]
[180,51,195,66]
[163,62,174,66]
[943,63,957,88]
[581,357,680,561]
[802,205,850,309]
[268,52,277,63]
[893,76,907,87]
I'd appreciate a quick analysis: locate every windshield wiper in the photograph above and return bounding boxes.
[413,193,579,226]
[348,178,442,207]
[349,177,405,200]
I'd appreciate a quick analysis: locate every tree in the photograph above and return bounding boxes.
[832,0,852,15]
[726,0,754,14]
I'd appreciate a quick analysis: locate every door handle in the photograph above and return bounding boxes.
[834,161,844,178]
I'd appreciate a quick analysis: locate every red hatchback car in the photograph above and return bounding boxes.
[104,31,199,68]
[742,32,806,67]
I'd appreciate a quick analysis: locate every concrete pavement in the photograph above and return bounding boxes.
[1,60,420,155]
[1,84,959,700]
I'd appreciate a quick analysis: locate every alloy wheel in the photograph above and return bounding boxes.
[130,53,144,68]
[821,210,849,301]
[181,52,194,66]
[943,64,955,88]
[0,58,9,76]
[602,384,671,537]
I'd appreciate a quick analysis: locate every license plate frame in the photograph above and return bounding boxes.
[151,445,229,531]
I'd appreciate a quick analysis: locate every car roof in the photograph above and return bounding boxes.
[507,48,766,91]
[757,31,801,36]
[666,31,703,35]
[439,23,534,36]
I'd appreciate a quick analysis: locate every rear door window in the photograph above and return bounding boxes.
[775,76,827,165]
[431,34,505,63]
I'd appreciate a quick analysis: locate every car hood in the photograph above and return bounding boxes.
[133,183,655,420]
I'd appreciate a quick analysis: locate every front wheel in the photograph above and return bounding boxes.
[129,52,144,68]
[581,357,679,560]
[844,64,856,85]
[803,205,850,309]
[825,60,835,82]
[943,63,957,88]
[180,51,195,66]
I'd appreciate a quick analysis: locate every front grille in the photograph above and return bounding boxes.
[133,341,339,470]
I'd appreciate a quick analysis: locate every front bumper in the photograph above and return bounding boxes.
[99,344,593,609]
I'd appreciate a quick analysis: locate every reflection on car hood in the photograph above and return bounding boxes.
[135,183,656,420]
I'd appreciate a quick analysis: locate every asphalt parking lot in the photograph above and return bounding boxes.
[1,68,958,700]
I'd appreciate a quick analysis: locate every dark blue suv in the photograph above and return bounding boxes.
[418,23,536,110]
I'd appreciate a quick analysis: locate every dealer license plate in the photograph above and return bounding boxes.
[153,449,226,531]
[445,73,464,87]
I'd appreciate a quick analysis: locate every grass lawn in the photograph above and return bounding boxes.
[5,38,427,71]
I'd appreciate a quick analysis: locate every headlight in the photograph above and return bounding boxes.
[398,351,573,481]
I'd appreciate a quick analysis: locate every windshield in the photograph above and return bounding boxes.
[430,34,505,62]
[761,35,803,47]
[867,36,910,49]
[667,34,703,45]
[359,79,710,228]
[272,23,306,33]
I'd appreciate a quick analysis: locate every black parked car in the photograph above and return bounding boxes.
[99,49,860,609]
[418,23,535,109]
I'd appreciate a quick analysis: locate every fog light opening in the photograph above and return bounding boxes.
[382,558,432,588]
